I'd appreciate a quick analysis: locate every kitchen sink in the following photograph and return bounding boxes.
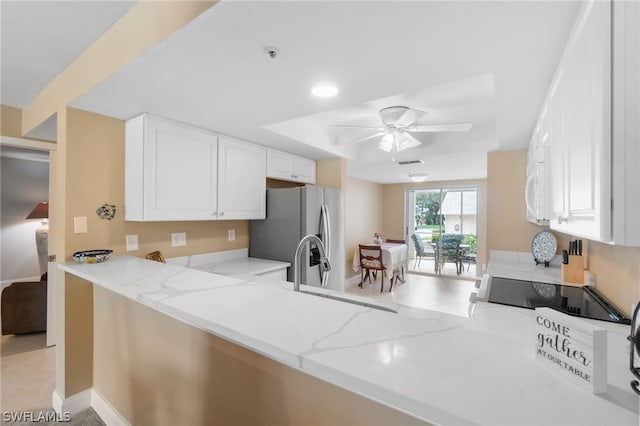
[299,289,398,313]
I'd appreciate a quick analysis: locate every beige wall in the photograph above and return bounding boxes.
[382,179,488,273]
[93,286,429,426]
[345,176,384,279]
[0,105,23,137]
[485,150,640,316]
[316,158,346,190]
[486,150,542,256]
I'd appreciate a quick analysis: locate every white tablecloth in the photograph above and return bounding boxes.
[352,243,408,274]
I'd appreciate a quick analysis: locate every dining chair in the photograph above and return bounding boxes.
[358,244,390,292]
[386,238,407,282]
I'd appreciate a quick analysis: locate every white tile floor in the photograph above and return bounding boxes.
[345,271,477,317]
[1,332,55,412]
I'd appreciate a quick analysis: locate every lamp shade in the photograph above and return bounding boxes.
[26,202,48,219]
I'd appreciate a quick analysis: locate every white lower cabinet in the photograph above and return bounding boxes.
[217,136,266,220]
[125,114,266,221]
[266,149,316,184]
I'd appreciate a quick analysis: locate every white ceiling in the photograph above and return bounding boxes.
[2,1,581,184]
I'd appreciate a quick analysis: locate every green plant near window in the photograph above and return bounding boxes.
[463,234,477,250]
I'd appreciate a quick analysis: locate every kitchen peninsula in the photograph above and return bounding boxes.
[59,256,637,425]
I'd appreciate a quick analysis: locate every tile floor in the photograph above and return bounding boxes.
[345,271,478,317]
[1,332,55,413]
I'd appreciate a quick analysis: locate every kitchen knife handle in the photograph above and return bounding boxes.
[578,240,582,256]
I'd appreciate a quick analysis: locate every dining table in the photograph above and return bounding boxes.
[352,242,408,290]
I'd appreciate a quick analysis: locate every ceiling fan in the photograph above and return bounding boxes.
[331,106,472,161]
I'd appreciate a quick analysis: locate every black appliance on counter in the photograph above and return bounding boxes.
[486,277,630,325]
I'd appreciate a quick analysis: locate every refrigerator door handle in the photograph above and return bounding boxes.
[320,204,331,288]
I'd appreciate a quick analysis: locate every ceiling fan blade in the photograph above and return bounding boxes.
[395,107,429,127]
[408,122,472,133]
[342,130,387,145]
[328,124,383,130]
[397,131,422,151]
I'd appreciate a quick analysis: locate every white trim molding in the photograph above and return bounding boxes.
[0,135,56,151]
[52,389,130,426]
[91,389,130,426]
[52,389,91,416]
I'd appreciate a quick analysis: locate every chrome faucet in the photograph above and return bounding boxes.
[293,234,331,292]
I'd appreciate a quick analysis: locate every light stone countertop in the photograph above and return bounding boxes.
[59,256,638,426]
[487,250,565,285]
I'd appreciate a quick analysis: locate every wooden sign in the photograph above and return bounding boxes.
[534,308,607,393]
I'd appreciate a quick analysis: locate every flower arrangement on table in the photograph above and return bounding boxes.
[373,232,382,245]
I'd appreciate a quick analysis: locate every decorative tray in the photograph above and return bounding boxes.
[531,231,557,266]
[72,249,113,264]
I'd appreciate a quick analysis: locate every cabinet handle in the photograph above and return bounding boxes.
[291,174,298,179]
[219,212,224,217]
[212,212,218,217]
[557,215,569,224]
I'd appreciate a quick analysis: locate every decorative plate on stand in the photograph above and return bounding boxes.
[531,231,557,266]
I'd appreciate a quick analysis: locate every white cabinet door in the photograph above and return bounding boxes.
[217,137,266,220]
[266,149,316,184]
[548,70,567,222]
[126,115,218,221]
[550,0,611,241]
[290,156,316,184]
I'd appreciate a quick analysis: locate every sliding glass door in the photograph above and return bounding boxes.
[406,186,478,279]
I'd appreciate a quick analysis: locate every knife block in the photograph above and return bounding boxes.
[561,255,584,284]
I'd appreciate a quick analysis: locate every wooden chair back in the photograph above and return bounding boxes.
[385,238,406,244]
[358,244,385,271]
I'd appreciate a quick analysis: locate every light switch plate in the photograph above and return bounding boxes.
[126,234,139,251]
[171,232,187,247]
[228,228,236,242]
[73,216,88,234]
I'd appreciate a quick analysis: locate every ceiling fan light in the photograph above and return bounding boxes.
[378,132,394,152]
[396,136,420,151]
[311,83,339,98]
[409,172,428,182]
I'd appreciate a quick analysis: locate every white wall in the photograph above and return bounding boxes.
[1,150,49,286]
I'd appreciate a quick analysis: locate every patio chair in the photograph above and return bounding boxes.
[436,238,463,275]
[410,233,433,268]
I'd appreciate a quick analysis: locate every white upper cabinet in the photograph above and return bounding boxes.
[125,114,266,221]
[545,0,639,245]
[525,105,551,224]
[550,0,611,241]
[126,114,218,221]
[217,136,266,220]
[266,149,316,184]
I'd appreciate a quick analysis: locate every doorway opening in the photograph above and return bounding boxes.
[405,187,478,280]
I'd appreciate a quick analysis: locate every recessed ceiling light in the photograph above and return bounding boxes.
[311,83,338,98]
[409,172,428,182]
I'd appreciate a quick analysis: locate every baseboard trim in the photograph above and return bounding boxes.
[91,389,130,426]
[52,389,129,426]
[52,388,91,416]
[345,274,361,287]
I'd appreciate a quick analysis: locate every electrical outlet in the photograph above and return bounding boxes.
[584,270,596,287]
[126,234,139,251]
[228,228,236,242]
[73,216,88,234]
[171,232,187,247]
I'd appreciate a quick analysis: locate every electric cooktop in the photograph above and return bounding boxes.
[487,277,630,325]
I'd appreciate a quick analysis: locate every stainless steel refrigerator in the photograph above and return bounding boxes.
[250,185,345,292]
